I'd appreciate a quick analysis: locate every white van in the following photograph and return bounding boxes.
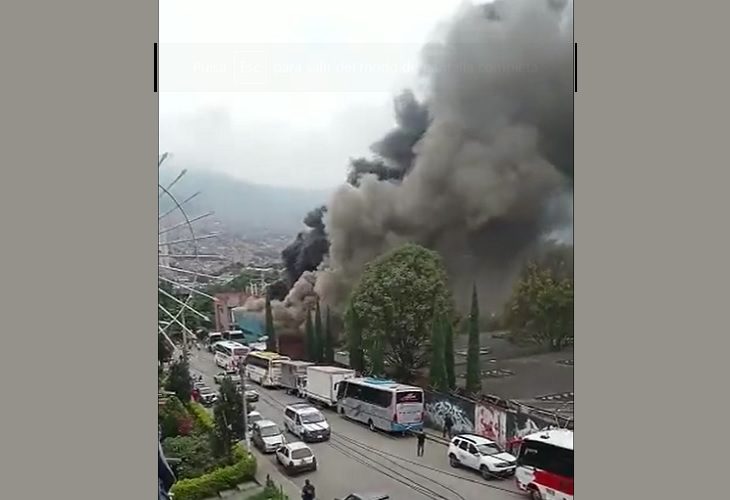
[283,402,331,442]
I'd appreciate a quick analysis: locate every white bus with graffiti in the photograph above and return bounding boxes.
[515,429,574,500]
[336,377,424,434]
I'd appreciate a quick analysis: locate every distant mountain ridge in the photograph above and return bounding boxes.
[159,168,331,236]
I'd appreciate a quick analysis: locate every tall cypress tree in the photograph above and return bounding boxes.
[314,300,324,362]
[369,335,385,377]
[265,294,276,352]
[346,307,365,372]
[324,306,335,364]
[429,311,448,392]
[305,309,315,362]
[444,315,456,390]
[465,284,482,394]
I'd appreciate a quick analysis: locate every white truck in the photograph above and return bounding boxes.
[302,366,356,407]
[280,360,314,396]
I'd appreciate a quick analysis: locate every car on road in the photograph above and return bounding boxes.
[283,403,331,442]
[197,387,218,407]
[213,371,241,385]
[243,388,259,403]
[447,434,517,480]
[275,441,317,475]
[247,410,263,431]
[335,494,390,500]
[251,419,286,453]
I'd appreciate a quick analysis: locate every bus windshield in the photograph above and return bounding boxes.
[519,441,574,479]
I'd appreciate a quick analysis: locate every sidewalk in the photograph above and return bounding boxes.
[423,427,451,446]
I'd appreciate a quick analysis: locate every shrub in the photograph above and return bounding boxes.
[247,483,289,500]
[159,396,193,439]
[170,446,256,500]
[162,434,218,479]
[187,402,215,434]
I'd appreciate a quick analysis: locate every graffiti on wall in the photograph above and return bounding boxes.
[507,412,558,445]
[424,391,474,434]
[475,403,507,447]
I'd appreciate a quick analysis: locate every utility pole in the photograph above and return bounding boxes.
[238,357,250,450]
[181,308,188,363]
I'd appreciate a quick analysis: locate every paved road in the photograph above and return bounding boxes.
[188,350,523,500]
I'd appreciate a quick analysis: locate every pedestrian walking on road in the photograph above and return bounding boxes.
[301,479,315,500]
[443,414,454,439]
[416,429,426,457]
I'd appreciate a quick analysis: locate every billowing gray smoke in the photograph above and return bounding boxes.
[316,0,574,314]
[236,271,319,337]
[283,90,429,284]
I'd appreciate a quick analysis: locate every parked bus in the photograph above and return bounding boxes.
[244,351,290,387]
[336,377,424,434]
[213,341,250,371]
[206,332,223,352]
[515,429,574,500]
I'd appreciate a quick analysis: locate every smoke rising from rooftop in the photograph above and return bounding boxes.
[317,0,573,313]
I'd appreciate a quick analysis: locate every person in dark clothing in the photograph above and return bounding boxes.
[443,414,454,439]
[158,440,176,500]
[416,429,426,457]
[302,479,315,500]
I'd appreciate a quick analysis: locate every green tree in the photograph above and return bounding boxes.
[345,307,365,372]
[347,243,455,383]
[465,284,481,394]
[324,306,335,364]
[216,377,245,440]
[165,359,192,403]
[314,301,324,362]
[159,396,193,439]
[161,434,218,479]
[429,312,448,392]
[265,294,276,352]
[159,332,173,365]
[504,261,574,351]
[211,404,233,462]
[305,309,316,362]
[444,316,456,390]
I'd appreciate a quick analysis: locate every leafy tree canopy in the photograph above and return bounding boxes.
[347,243,455,382]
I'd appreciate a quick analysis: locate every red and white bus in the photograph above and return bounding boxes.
[515,429,574,500]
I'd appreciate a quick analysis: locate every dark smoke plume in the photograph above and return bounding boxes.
[281,206,329,285]
[347,89,430,187]
[317,0,574,314]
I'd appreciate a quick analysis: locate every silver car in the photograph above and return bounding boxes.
[251,419,286,453]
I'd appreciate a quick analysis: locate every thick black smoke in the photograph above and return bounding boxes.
[276,0,573,332]
[347,89,430,186]
[281,206,329,285]
[317,0,574,313]
[283,90,429,284]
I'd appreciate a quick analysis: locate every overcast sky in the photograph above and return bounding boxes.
[159,0,466,189]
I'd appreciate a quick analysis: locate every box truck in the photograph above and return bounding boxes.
[280,360,314,395]
[303,366,356,407]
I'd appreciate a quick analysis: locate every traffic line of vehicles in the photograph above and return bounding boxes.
[202,341,573,499]
[245,397,386,500]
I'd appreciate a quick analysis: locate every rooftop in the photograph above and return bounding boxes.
[285,441,311,451]
[522,428,573,450]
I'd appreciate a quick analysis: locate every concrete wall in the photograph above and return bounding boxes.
[213,291,250,332]
[424,391,475,434]
[424,389,571,451]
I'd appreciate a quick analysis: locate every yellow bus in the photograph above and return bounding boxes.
[245,351,291,387]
